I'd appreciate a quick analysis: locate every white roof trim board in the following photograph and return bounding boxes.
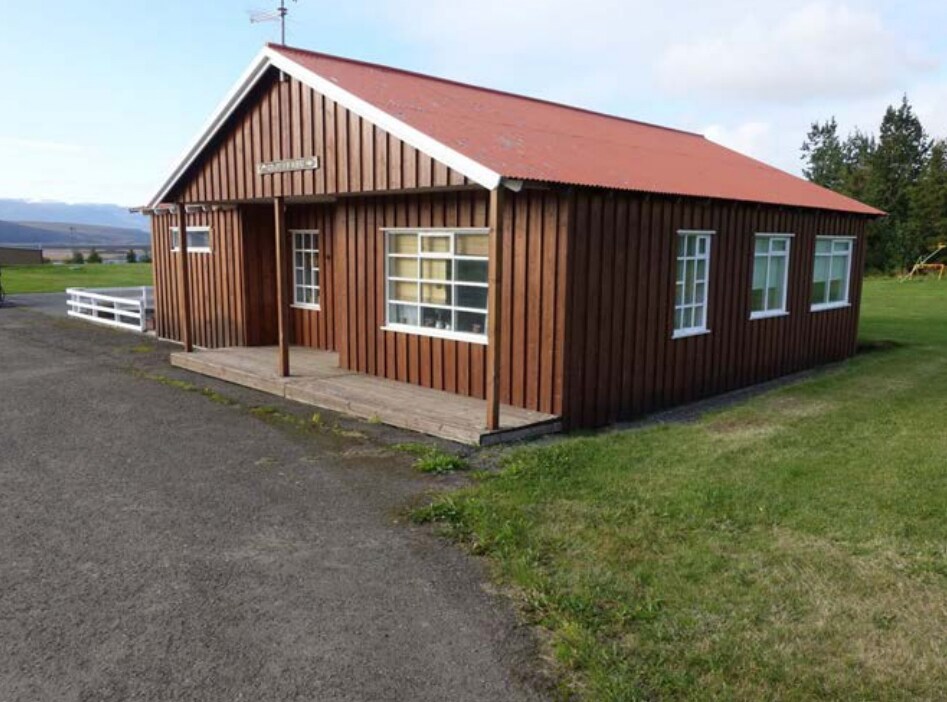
[147,46,501,207]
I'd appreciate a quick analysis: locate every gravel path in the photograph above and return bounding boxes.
[0,308,545,701]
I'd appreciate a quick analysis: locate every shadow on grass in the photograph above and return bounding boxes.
[856,338,906,355]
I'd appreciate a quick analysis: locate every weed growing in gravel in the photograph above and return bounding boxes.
[393,443,468,474]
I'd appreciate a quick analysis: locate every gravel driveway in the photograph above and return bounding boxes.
[0,307,545,701]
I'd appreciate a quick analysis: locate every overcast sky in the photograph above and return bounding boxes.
[0,0,943,205]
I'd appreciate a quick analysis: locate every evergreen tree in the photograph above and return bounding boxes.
[87,248,103,264]
[840,129,876,201]
[126,249,137,263]
[801,95,934,272]
[865,96,931,270]
[906,140,947,261]
[801,118,847,191]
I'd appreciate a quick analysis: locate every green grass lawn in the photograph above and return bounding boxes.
[417,277,947,701]
[1,263,153,294]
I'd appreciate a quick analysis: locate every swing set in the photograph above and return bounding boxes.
[900,243,946,281]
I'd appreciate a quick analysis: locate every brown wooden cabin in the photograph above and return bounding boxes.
[141,44,882,434]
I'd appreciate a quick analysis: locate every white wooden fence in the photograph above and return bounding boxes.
[66,286,154,333]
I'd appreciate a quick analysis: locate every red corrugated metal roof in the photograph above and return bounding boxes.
[271,44,882,216]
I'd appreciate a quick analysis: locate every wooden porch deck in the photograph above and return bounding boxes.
[169,346,561,445]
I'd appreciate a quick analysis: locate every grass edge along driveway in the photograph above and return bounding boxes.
[416,277,947,701]
[2,263,153,294]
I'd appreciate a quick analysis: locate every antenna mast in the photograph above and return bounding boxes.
[250,0,298,46]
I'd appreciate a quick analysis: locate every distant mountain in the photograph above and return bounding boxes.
[0,219,150,247]
[0,199,147,232]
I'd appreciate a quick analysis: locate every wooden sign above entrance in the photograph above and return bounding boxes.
[256,156,320,176]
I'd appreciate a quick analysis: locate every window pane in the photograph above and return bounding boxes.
[675,306,684,330]
[456,285,488,310]
[676,259,685,285]
[420,306,451,329]
[828,278,843,302]
[456,259,488,283]
[421,259,451,281]
[390,258,418,278]
[190,231,209,249]
[455,311,486,334]
[295,251,303,267]
[313,288,320,306]
[755,237,769,254]
[456,234,488,256]
[815,240,831,254]
[420,283,451,305]
[390,281,418,302]
[752,255,768,295]
[172,229,180,249]
[675,282,684,306]
[812,280,827,305]
[694,282,706,306]
[751,287,765,311]
[390,233,417,254]
[678,235,687,256]
[687,235,697,256]
[813,256,830,284]
[697,236,708,255]
[768,256,786,309]
[295,285,304,304]
[695,258,707,282]
[694,305,705,329]
[390,303,418,326]
[830,255,847,285]
[771,238,788,253]
[421,235,450,253]
[685,261,696,296]
[832,239,851,254]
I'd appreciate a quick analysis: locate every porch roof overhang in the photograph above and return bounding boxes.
[145,47,502,209]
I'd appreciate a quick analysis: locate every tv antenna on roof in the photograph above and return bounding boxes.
[250,0,297,46]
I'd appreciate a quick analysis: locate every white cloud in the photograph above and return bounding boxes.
[704,122,773,160]
[657,2,935,102]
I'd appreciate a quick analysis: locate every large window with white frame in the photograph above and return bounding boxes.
[751,234,792,319]
[811,237,853,310]
[170,226,211,253]
[674,230,713,338]
[385,228,489,343]
[292,230,320,309]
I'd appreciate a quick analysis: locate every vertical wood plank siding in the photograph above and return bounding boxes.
[286,205,336,351]
[168,70,469,204]
[152,209,245,349]
[333,190,570,416]
[564,190,869,429]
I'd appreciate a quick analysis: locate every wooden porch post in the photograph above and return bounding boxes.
[176,203,193,352]
[486,186,505,430]
[274,196,290,377]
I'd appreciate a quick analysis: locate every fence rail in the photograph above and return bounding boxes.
[66,286,154,333]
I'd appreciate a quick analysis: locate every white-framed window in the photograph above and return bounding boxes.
[751,234,793,319]
[673,230,713,338]
[811,237,854,311]
[384,228,489,344]
[170,226,211,253]
[292,230,320,309]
